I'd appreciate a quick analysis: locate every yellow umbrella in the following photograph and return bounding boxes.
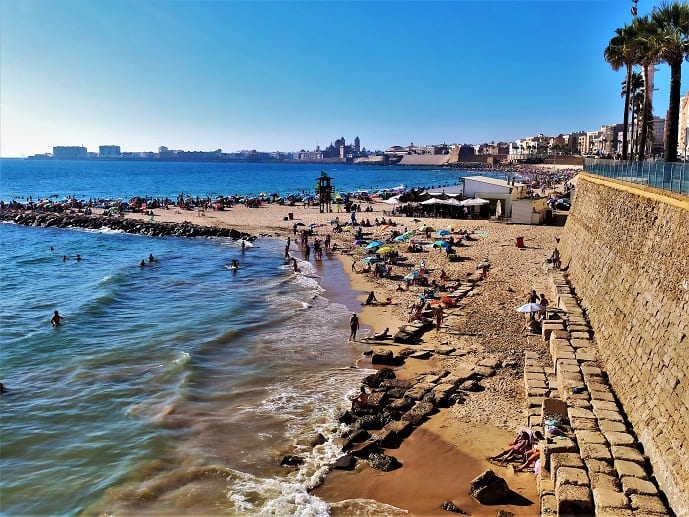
[376,246,393,253]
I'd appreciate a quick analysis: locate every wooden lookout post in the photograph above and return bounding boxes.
[316,171,334,213]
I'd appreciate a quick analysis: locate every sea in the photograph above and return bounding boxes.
[0,159,485,516]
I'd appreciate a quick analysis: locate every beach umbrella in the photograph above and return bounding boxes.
[403,273,416,280]
[296,222,306,226]
[418,225,435,232]
[365,241,384,249]
[436,229,451,236]
[394,235,409,241]
[379,224,390,232]
[376,246,393,253]
[461,197,490,206]
[363,256,383,263]
[433,240,451,248]
[516,303,544,313]
[343,226,353,231]
[384,195,401,205]
[353,239,365,245]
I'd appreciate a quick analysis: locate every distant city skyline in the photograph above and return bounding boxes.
[1,0,684,157]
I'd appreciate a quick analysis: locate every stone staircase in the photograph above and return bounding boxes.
[524,271,671,516]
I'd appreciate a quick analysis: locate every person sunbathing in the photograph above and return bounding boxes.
[489,429,534,462]
[364,328,390,340]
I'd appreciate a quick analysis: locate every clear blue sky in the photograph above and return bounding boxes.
[1,0,685,156]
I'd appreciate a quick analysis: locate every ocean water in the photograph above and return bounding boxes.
[0,160,472,515]
[0,159,470,201]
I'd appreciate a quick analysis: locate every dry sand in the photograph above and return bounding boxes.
[127,201,562,515]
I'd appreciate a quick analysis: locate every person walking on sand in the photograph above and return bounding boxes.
[434,305,444,332]
[51,310,65,326]
[292,258,300,273]
[349,313,359,341]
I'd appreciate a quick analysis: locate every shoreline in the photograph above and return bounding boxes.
[4,199,563,514]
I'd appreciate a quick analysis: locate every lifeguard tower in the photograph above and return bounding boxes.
[316,171,334,213]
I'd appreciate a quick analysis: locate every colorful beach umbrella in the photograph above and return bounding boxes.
[376,246,393,253]
[365,241,384,249]
[436,229,451,236]
[433,240,451,248]
[418,225,435,232]
[394,235,409,241]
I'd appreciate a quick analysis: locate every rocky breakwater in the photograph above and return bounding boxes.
[2,211,254,241]
[327,360,502,475]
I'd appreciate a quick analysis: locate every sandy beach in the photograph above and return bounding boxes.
[123,199,564,514]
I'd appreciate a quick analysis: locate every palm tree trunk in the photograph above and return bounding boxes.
[622,63,631,160]
[664,61,681,162]
[638,64,652,161]
[631,106,636,158]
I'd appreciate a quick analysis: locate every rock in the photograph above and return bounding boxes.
[473,365,496,377]
[367,452,401,472]
[280,455,304,467]
[352,414,381,431]
[440,501,466,513]
[459,380,482,392]
[469,470,509,504]
[409,350,431,359]
[478,357,501,369]
[337,410,355,425]
[333,454,355,470]
[299,432,326,447]
[363,368,395,388]
[372,349,398,365]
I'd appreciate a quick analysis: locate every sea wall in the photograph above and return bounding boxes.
[558,173,689,514]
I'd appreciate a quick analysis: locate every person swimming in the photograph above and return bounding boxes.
[51,310,65,326]
[148,253,155,262]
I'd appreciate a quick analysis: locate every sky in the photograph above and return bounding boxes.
[1,0,687,157]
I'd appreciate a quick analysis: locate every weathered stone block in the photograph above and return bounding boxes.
[575,430,607,445]
[610,446,644,466]
[555,467,589,491]
[590,472,621,491]
[594,409,624,422]
[590,390,616,402]
[570,338,592,349]
[473,365,495,377]
[550,453,585,483]
[592,488,630,511]
[614,460,649,480]
[604,432,635,447]
[541,494,557,514]
[570,416,600,431]
[629,494,668,514]
[580,443,613,462]
[591,399,619,412]
[568,407,596,420]
[556,484,593,516]
[585,459,616,475]
[599,420,627,433]
[621,476,658,497]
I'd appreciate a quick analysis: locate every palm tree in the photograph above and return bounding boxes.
[630,15,661,161]
[651,2,689,162]
[605,25,636,160]
[625,72,645,156]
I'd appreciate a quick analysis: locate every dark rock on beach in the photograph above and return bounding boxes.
[333,454,356,470]
[367,452,401,472]
[470,469,509,504]
[441,501,467,514]
[280,455,304,467]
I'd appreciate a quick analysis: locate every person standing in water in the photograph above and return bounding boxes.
[349,313,359,341]
[51,310,65,326]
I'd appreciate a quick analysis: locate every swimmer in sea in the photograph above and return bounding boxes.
[63,255,67,261]
[140,260,146,267]
[76,254,82,261]
[51,310,65,326]
[232,259,239,269]
[149,253,155,262]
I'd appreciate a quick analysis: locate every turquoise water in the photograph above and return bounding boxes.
[0,160,471,515]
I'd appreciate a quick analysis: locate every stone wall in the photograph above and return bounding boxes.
[558,173,689,515]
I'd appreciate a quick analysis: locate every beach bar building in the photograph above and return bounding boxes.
[461,175,528,219]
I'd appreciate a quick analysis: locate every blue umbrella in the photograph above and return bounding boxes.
[363,256,383,263]
[437,229,451,236]
[394,234,409,241]
[434,240,451,248]
[365,241,384,249]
